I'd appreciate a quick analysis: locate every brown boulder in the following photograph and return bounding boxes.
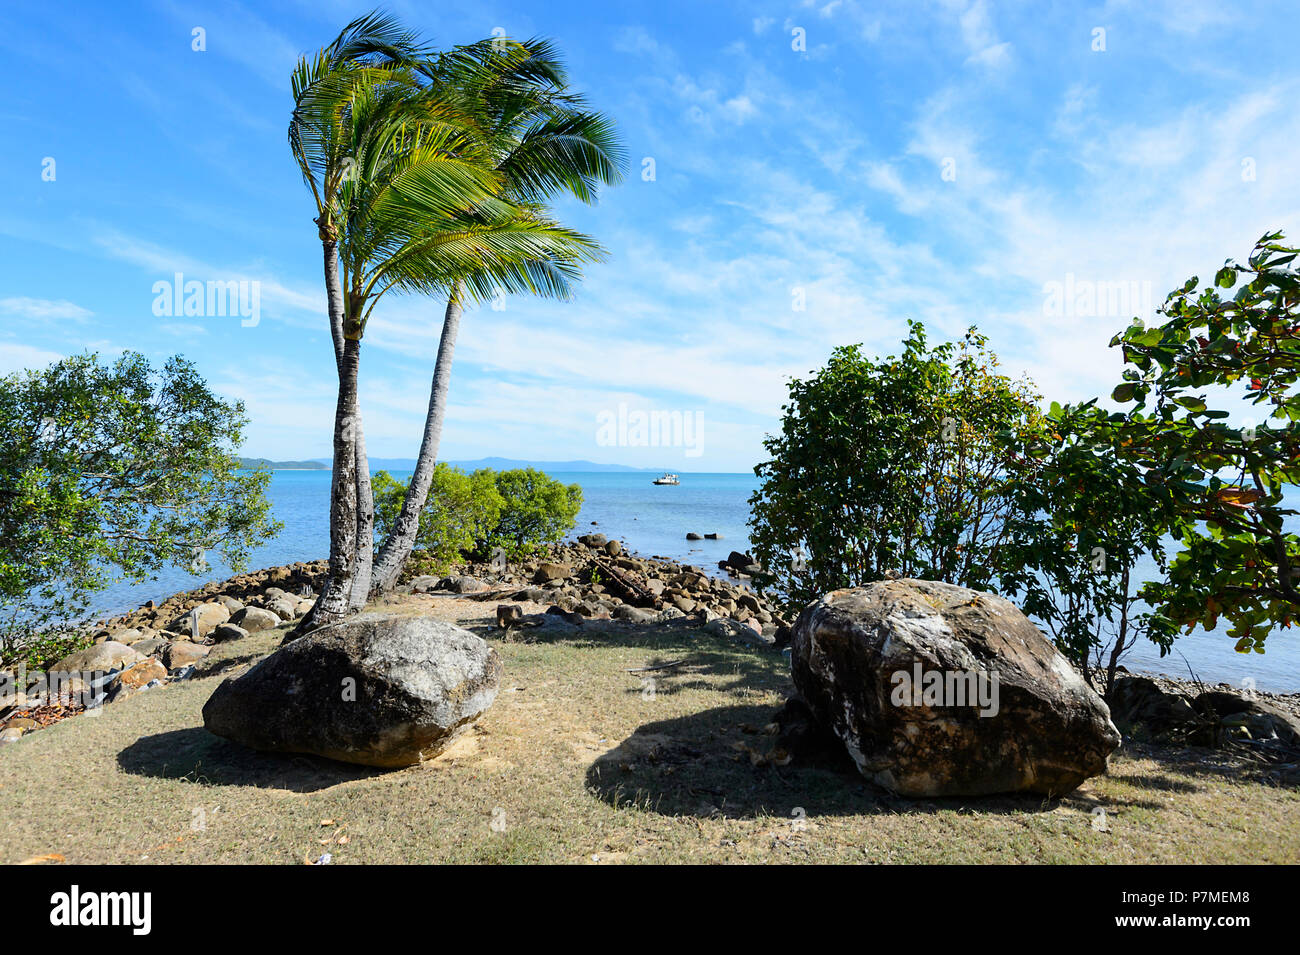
[791,579,1120,797]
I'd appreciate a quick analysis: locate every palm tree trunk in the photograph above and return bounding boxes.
[297,238,362,633]
[300,334,362,630]
[370,283,463,595]
[350,417,374,611]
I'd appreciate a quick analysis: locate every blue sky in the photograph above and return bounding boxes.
[2,0,1297,471]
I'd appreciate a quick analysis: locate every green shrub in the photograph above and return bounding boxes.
[374,466,582,572]
[485,468,583,557]
[748,321,1047,618]
[373,465,502,575]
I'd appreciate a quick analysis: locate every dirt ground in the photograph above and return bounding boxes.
[1,592,1296,864]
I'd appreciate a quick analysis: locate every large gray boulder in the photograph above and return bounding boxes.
[791,579,1119,797]
[202,613,502,768]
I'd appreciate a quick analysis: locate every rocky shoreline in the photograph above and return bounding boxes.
[0,535,790,743]
[4,532,1299,769]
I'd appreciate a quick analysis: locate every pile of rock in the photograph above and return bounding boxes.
[86,560,328,640]
[405,539,790,647]
[0,581,318,743]
[1108,673,1300,754]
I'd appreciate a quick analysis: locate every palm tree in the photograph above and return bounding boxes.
[290,23,610,629]
[368,36,626,596]
[288,12,430,627]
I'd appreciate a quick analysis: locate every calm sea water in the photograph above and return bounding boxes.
[90,470,1300,692]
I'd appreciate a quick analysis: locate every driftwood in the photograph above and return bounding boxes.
[625,659,687,674]
[592,557,661,609]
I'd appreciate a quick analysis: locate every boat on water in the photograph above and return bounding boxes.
[653,472,680,485]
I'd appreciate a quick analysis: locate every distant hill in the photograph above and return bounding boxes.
[239,457,329,471]
[310,456,656,472]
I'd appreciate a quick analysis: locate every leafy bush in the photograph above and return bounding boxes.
[749,322,1046,617]
[1108,232,1300,653]
[373,465,502,575]
[0,352,280,660]
[374,466,582,572]
[487,468,583,556]
[998,401,1177,691]
[3,630,95,673]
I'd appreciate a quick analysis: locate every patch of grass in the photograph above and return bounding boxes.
[0,598,1296,864]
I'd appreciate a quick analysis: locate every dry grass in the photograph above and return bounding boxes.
[0,594,1296,865]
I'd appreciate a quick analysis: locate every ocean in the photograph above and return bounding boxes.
[89,469,1300,692]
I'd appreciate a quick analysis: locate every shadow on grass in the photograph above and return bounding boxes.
[118,727,385,793]
[583,703,1096,820]
[1109,740,1300,792]
[502,617,786,700]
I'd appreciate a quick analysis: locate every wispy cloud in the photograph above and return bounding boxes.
[0,297,92,321]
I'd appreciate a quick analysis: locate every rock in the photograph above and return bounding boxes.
[704,533,723,540]
[167,602,230,638]
[441,575,488,594]
[130,637,172,658]
[211,623,250,643]
[116,658,168,690]
[790,579,1120,797]
[604,540,623,557]
[266,597,299,621]
[50,641,145,674]
[203,613,502,768]
[409,575,440,594]
[0,727,23,744]
[613,605,657,624]
[578,533,607,548]
[645,578,666,597]
[686,533,703,541]
[706,617,773,648]
[231,606,281,633]
[671,596,697,614]
[724,550,755,570]
[496,604,523,629]
[532,563,570,584]
[111,628,144,645]
[214,595,245,614]
[1109,676,1200,738]
[164,642,211,669]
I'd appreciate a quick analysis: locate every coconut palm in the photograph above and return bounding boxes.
[290,24,609,629]
[368,36,626,596]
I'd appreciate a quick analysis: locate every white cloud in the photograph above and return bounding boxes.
[0,297,92,321]
[0,342,64,375]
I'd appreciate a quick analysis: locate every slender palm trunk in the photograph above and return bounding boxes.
[350,419,374,610]
[298,237,364,633]
[300,334,362,630]
[370,284,463,596]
